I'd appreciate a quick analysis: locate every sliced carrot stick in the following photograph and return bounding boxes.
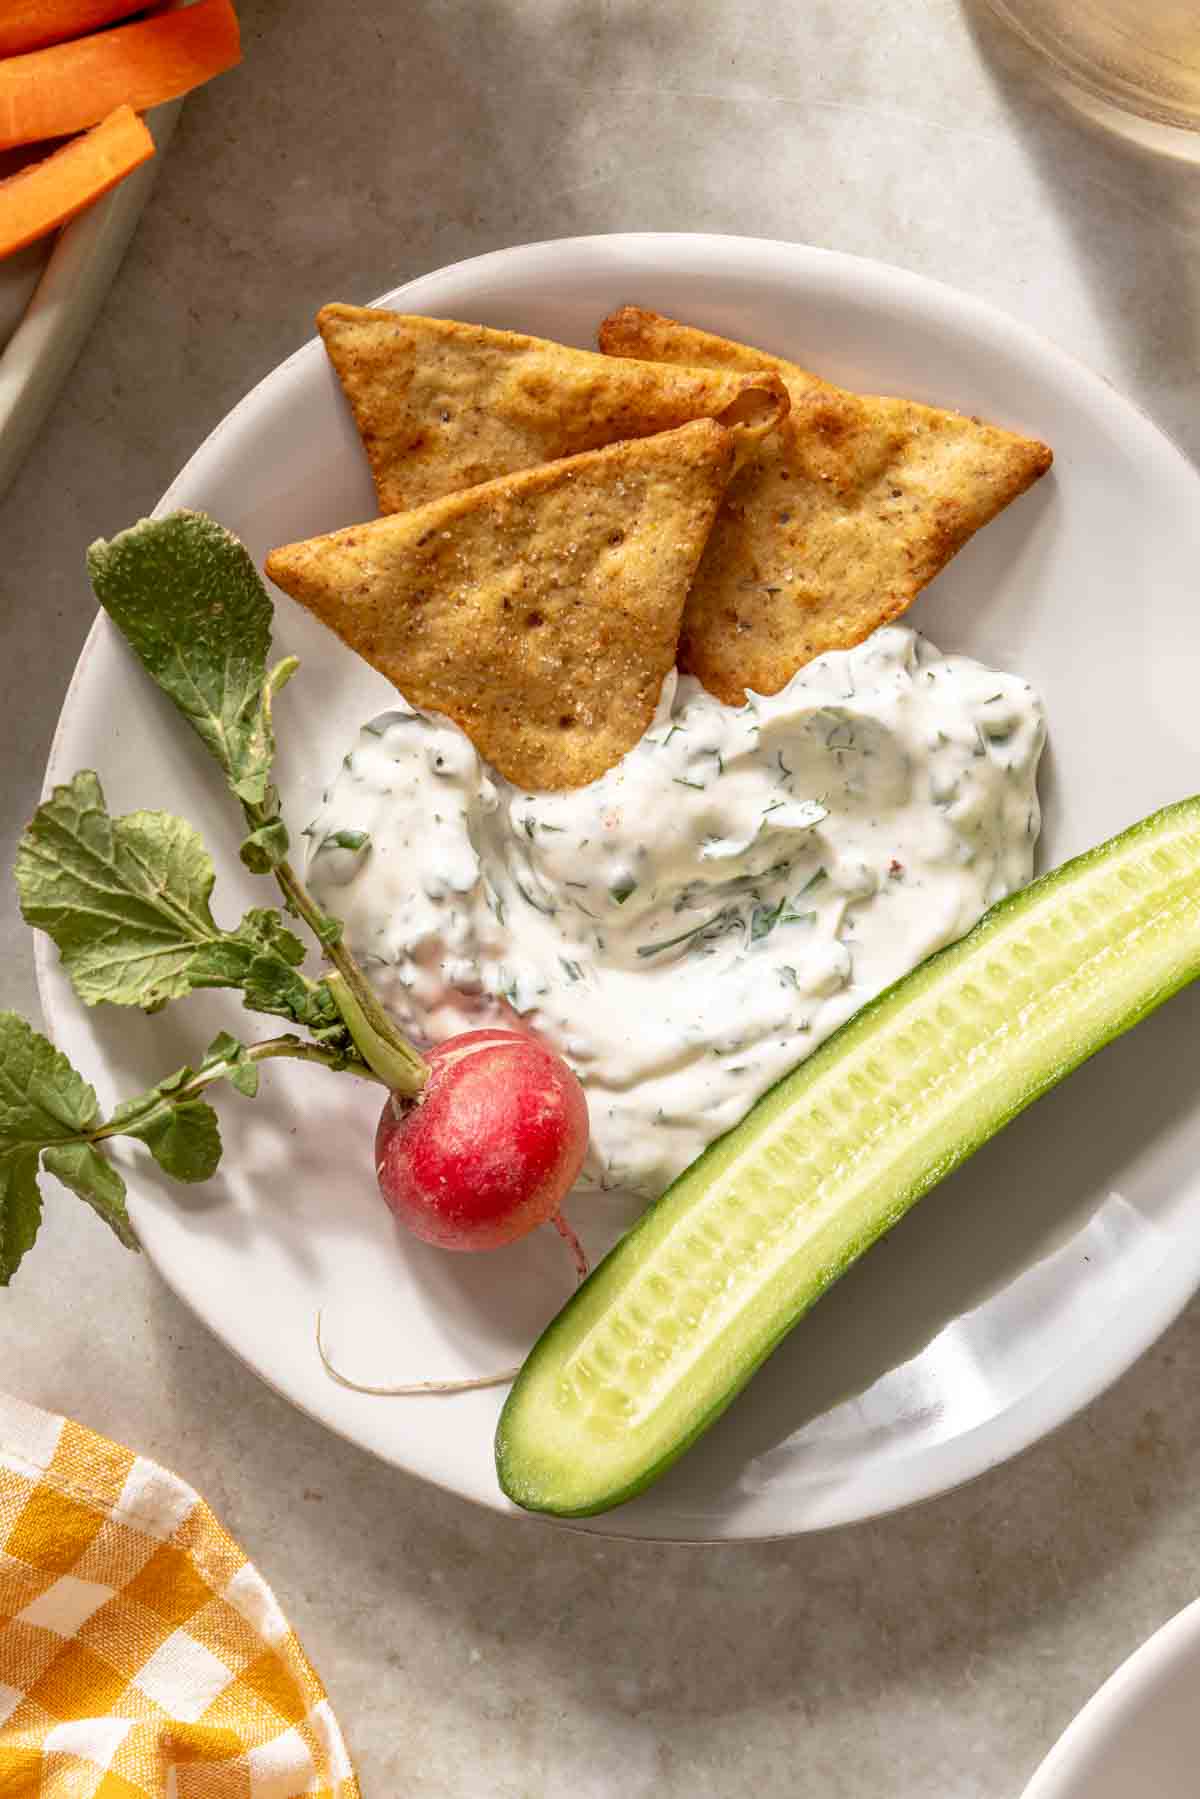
[0,104,154,257]
[0,1,151,59]
[0,0,241,151]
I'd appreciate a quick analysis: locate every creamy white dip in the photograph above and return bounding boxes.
[307,626,1045,1199]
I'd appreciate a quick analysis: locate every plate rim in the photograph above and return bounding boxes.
[1021,1594,1200,1797]
[35,231,1200,1541]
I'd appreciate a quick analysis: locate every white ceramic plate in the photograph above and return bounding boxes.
[0,101,180,500]
[1022,1598,1200,1797]
[37,234,1200,1540]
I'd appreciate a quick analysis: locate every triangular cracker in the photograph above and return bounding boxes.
[265,420,736,791]
[598,306,1053,703]
[599,304,831,398]
[317,303,788,514]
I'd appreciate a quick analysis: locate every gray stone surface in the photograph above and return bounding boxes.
[4,2,1200,1792]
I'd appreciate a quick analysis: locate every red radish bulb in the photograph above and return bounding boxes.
[375,1028,589,1253]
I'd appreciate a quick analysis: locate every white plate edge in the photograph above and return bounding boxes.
[32,233,1200,1540]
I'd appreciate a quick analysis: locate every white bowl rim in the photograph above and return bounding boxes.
[1021,1595,1200,1797]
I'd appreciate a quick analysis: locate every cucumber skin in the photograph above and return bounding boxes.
[495,796,1200,1518]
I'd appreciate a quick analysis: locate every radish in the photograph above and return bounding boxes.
[375,1028,590,1271]
[317,1029,591,1399]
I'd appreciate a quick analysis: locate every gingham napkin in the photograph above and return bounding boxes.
[0,1392,361,1797]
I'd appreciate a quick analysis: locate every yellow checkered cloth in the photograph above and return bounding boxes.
[0,1393,361,1798]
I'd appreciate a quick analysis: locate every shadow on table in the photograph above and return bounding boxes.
[961,0,1200,464]
[138,997,1200,1780]
[235,0,690,327]
[142,1255,1200,1783]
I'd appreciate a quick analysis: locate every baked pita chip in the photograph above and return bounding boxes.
[599,306,1053,703]
[317,303,788,514]
[265,419,735,790]
[599,304,831,399]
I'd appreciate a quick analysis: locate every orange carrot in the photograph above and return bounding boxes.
[0,0,241,151]
[0,1,151,59]
[0,105,154,258]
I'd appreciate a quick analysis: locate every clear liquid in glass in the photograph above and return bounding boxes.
[987,0,1200,156]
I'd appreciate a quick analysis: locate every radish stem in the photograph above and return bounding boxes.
[326,969,428,1094]
[90,1032,386,1144]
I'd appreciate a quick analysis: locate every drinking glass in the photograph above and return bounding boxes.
[985,0,1200,158]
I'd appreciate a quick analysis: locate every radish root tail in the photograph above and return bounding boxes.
[553,1209,590,1280]
[315,1215,590,1397]
[316,1311,521,1395]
